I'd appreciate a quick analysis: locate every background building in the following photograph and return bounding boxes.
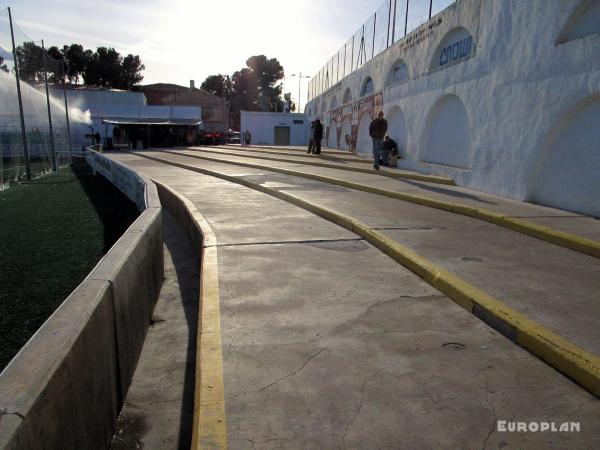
[50,86,202,149]
[241,111,308,146]
[139,82,230,132]
[305,0,600,218]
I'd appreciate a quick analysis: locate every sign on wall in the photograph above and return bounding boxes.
[433,27,475,69]
[87,150,147,211]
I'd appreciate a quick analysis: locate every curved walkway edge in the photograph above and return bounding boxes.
[152,181,227,450]
[133,151,600,399]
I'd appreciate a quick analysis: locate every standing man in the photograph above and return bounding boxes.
[369,110,388,170]
[307,121,315,154]
[313,119,323,154]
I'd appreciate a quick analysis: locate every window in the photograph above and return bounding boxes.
[360,77,374,97]
[343,88,353,104]
[386,60,409,87]
[202,106,214,120]
[393,64,408,82]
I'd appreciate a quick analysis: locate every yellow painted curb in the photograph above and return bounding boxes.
[225,143,349,157]
[152,181,227,450]
[184,146,454,185]
[215,144,372,164]
[165,149,600,259]
[133,151,600,398]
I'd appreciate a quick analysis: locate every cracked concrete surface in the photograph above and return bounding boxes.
[108,152,600,449]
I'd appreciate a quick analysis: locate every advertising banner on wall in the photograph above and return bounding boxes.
[86,150,147,211]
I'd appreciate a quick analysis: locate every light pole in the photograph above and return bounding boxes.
[297,72,310,114]
[285,73,310,113]
[283,73,295,112]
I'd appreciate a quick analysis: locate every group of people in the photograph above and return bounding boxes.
[307,119,323,154]
[306,111,399,169]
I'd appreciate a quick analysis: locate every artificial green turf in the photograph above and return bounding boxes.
[0,167,140,369]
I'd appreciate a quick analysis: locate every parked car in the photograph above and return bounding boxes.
[198,131,225,145]
[225,131,241,144]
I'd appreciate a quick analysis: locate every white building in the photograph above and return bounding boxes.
[241,111,308,146]
[305,0,600,217]
[49,87,202,148]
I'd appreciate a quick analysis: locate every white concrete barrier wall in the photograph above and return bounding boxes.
[0,151,163,449]
[306,0,600,217]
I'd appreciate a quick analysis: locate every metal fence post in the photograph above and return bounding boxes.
[62,78,72,155]
[391,0,397,43]
[387,1,392,48]
[343,43,347,79]
[404,0,409,37]
[372,13,376,59]
[8,7,31,181]
[41,40,57,172]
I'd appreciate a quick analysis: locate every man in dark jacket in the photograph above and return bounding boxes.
[369,110,387,170]
[313,119,323,154]
[307,121,315,154]
[381,135,398,166]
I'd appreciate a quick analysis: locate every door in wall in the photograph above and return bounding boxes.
[274,126,291,145]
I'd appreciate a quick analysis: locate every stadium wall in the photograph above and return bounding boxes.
[305,0,600,217]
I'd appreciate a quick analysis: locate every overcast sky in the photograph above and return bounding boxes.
[1,0,379,110]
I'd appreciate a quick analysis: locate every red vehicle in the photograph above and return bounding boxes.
[198,131,225,145]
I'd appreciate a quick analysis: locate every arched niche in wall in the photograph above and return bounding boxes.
[356,112,372,155]
[528,94,600,217]
[327,121,338,149]
[385,60,409,88]
[330,96,338,110]
[360,77,375,97]
[340,118,352,150]
[385,106,408,158]
[431,27,475,71]
[343,87,353,104]
[421,94,471,169]
[321,101,327,115]
[556,0,600,44]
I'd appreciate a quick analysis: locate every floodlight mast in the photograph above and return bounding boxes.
[8,7,31,181]
[289,72,311,114]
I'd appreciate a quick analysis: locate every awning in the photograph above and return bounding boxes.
[102,117,202,126]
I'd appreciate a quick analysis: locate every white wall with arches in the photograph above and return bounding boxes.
[327,121,338,148]
[304,0,600,217]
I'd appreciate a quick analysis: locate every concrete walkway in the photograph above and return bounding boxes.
[181,146,600,241]
[107,150,599,449]
[110,211,199,449]
[131,149,600,357]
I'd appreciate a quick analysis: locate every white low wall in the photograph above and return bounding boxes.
[306,0,600,217]
[0,151,164,449]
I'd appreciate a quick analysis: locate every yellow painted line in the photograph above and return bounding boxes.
[133,151,600,398]
[164,149,600,259]
[184,146,454,185]
[152,181,227,450]
[216,144,372,164]
[225,143,349,157]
